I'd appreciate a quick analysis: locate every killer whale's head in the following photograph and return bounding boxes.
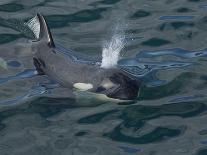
[94,69,140,100]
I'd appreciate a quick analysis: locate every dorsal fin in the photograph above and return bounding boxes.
[36,13,55,47]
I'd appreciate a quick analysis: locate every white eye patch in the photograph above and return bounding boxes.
[73,83,93,91]
[101,79,115,89]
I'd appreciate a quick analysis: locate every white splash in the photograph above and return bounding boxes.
[101,34,125,69]
[25,15,40,39]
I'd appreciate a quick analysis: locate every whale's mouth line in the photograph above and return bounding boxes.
[74,90,133,103]
[102,85,121,97]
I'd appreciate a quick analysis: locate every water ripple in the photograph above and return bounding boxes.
[0,0,207,154]
[159,16,194,21]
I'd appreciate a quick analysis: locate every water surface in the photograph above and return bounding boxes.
[1,0,207,155]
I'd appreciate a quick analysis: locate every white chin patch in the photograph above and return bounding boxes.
[73,83,93,91]
[25,15,40,39]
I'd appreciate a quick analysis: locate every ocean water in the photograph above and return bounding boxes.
[1,0,207,155]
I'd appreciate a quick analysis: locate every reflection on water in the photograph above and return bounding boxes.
[1,0,207,154]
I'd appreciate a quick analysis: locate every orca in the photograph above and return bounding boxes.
[30,14,141,101]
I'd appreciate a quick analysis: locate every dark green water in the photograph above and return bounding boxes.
[1,0,207,155]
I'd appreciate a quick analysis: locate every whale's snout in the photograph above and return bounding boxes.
[95,72,140,100]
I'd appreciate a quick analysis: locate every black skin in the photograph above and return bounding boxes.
[32,14,141,100]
